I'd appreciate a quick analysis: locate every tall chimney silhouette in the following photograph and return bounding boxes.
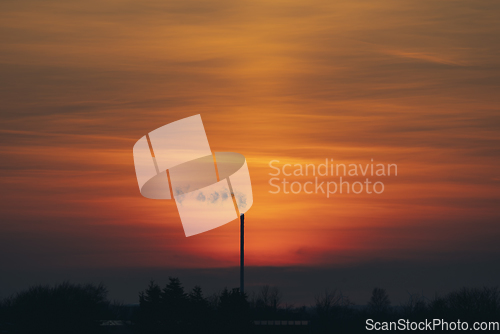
[240,213,244,295]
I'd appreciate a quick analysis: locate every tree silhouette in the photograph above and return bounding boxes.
[137,280,162,333]
[256,285,282,312]
[313,289,352,333]
[368,287,391,315]
[217,288,252,334]
[1,282,109,334]
[160,277,188,332]
[431,286,500,321]
[401,291,427,320]
[186,286,213,333]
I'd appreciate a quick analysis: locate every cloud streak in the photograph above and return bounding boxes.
[0,0,499,295]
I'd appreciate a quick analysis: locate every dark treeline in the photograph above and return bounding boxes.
[0,282,110,334]
[1,279,500,333]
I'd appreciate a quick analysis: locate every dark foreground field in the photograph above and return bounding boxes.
[1,279,499,333]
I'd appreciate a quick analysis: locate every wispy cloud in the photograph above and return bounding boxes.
[0,0,499,275]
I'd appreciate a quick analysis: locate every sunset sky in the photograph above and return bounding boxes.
[1,0,499,304]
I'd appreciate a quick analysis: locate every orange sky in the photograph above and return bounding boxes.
[0,0,499,287]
